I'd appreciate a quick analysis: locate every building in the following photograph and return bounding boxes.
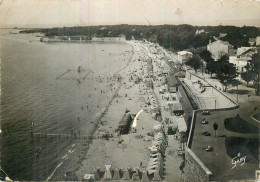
[177,51,193,64]
[256,36,260,46]
[195,29,205,36]
[237,47,257,58]
[207,40,233,61]
[248,38,256,46]
[91,36,126,41]
[229,56,248,73]
[229,47,257,73]
[219,33,227,38]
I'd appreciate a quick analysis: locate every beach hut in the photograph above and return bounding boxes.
[171,102,184,116]
[92,168,101,181]
[122,168,131,180]
[141,170,150,181]
[112,167,121,180]
[104,165,112,180]
[117,114,133,134]
[153,170,162,181]
[131,168,140,180]
[167,75,178,93]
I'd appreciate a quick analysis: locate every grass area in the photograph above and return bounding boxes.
[225,137,259,164]
[252,113,260,121]
[224,114,259,134]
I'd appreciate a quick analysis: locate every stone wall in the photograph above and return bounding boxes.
[184,148,212,182]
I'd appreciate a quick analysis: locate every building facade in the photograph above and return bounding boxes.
[177,51,193,64]
[229,47,257,74]
[207,40,233,61]
[256,36,260,46]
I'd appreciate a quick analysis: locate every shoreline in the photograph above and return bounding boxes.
[47,40,135,181]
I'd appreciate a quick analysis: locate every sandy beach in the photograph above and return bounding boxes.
[72,40,185,181]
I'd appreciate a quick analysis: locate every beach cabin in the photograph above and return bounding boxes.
[167,75,178,93]
[171,102,184,116]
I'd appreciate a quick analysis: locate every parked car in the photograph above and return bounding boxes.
[201,118,208,124]
[202,110,210,115]
[205,145,213,152]
[202,131,211,136]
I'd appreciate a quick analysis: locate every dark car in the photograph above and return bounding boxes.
[202,131,211,136]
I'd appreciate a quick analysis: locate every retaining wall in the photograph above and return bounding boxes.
[184,148,213,182]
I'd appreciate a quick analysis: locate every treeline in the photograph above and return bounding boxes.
[20,24,260,51]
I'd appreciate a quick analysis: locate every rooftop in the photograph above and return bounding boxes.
[208,40,233,47]
[237,47,257,57]
[177,51,193,56]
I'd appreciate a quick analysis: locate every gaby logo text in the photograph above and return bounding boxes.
[231,153,246,169]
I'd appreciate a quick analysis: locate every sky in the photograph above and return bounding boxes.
[0,0,260,28]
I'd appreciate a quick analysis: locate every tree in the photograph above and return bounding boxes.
[241,71,254,87]
[185,54,202,73]
[215,55,237,91]
[199,50,212,63]
[254,106,258,113]
[206,58,217,77]
[213,122,219,137]
[199,50,217,77]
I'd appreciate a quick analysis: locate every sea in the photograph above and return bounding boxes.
[0,29,133,181]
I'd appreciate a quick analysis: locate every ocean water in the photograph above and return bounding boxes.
[0,30,133,180]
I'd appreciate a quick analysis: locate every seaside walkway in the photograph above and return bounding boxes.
[180,72,237,110]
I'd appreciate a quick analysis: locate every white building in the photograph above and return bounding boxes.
[248,38,256,46]
[91,36,126,41]
[177,51,193,64]
[237,47,257,58]
[207,40,233,61]
[229,56,249,73]
[256,36,260,46]
[229,47,257,73]
[195,29,205,36]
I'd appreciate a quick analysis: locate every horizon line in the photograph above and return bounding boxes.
[2,23,260,29]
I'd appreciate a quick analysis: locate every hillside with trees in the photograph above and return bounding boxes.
[20,24,260,52]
